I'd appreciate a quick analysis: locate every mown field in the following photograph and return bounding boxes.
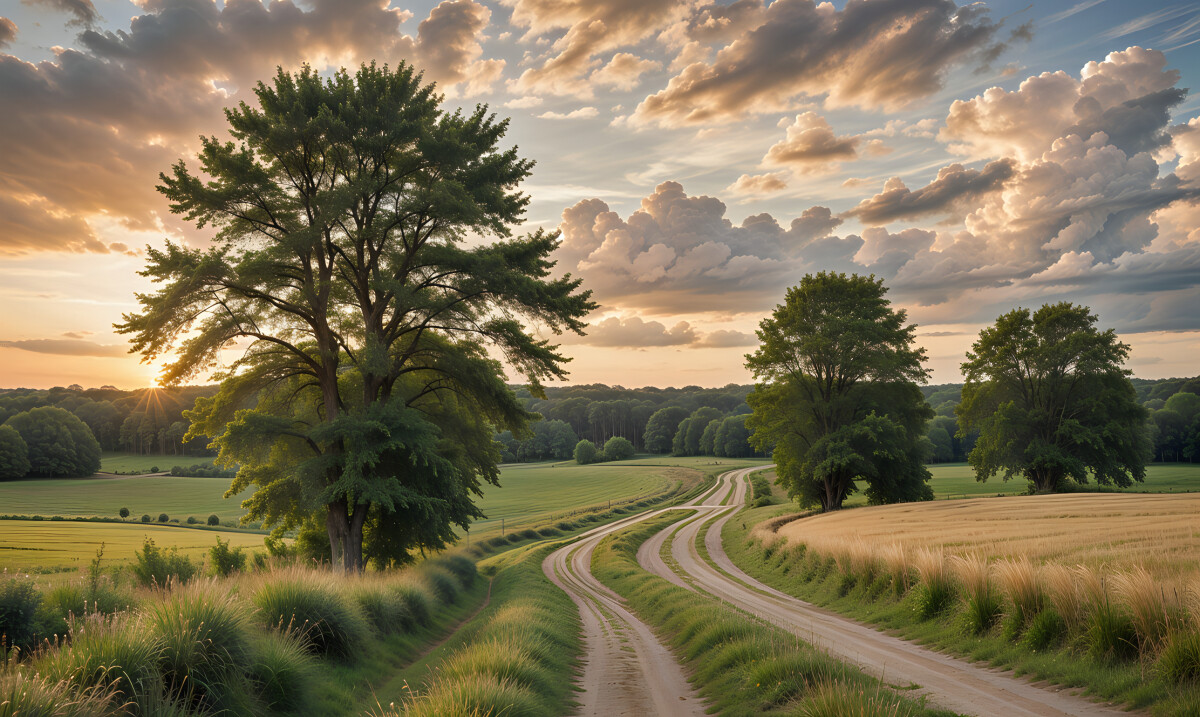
[465,455,759,536]
[0,475,251,523]
[0,520,268,572]
[99,451,217,473]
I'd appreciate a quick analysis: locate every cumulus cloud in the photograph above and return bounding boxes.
[941,47,1182,161]
[0,17,16,48]
[505,0,688,97]
[537,106,599,120]
[0,0,504,255]
[693,329,758,347]
[590,52,659,91]
[561,316,759,348]
[0,338,127,357]
[22,0,99,27]
[725,172,787,196]
[846,159,1015,225]
[762,112,861,174]
[633,0,1002,126]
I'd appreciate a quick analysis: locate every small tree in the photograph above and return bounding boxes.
[141,514,152,523]
[958,303,1150,492]
[207,514,220,526]
[746,273,933,511]
[574,439,599,464]
[602,436,634,461]
[4,407,101,477]
[119,507,130,519]
[158,513,169,523]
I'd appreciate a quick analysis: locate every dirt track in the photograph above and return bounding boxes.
[542,480,727,716]
[637,466,1130,717]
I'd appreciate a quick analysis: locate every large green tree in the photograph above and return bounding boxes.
[745,273,933,511]
[958,303,1150,493]
[3,407,101,478]
[0,425,30,480]
[117,64,593,571]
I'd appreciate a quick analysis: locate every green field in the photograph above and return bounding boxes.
[0,475,250,523]
[99,451,217,473]
[466,455,760,536]
[0,520,268,572]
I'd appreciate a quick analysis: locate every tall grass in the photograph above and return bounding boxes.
[912,548,954,619]
[995,558,1043,639]
[0,666,117,717]
[252,569,371,659]
[951,555,1000,635]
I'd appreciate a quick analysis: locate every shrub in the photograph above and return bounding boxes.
[0,668,117,717]
[248,630,315,713]
[573,439,599,464]
[208,537,246,578]
[912,549,954,619]
[141,514,152,523]
[149,466,159,473]
[35,612,161,707]
[119,507,130,519]
[602,436,635,461]
[1158,630,1200,684]
[207,514,220,526]
[132,538,197,587]
[185,516,197,525]
[147,583,254,710]
[952,555,1000,635]
[0,578,42,653]
[157,513,169,523]
[423,568,461,605]
[253,573,369,658]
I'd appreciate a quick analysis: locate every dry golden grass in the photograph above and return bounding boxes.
[775,493,1200,584]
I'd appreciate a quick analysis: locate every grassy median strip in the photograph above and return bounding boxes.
[372,543,580,717]
[723,503,1200,715]
[591,512,956,717]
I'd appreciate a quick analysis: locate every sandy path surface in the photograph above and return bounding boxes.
[542,477,732,716]
[638,466,1130,717]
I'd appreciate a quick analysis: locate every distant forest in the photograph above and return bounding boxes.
[1,374,1197,470]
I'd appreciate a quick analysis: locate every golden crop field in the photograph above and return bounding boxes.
[775,493,1200,583]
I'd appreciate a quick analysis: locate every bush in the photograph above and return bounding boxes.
[141,514,152,523]
[0,578,42,653]
[602,436,635,461]
[1158,630,1200,684]
[149,466,159,473]
[209,537,246,578]
[248,630,315,713]
[573,439,599,464]
[132,538,197,587]
[207,514,220,526]
[147,583,254,711]
[157,513,169,523]
[253,574,369,659]
[185,516,197,525]
[119,507,130,519]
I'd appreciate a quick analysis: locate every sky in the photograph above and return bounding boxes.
[1,0,1199,390]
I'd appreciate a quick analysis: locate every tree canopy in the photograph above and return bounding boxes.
[745,272,933,511]
[957,303,1150,492]
[3,406,101,478]
[116,63,594,571]
[0,425,30,480]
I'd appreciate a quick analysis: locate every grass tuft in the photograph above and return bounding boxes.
[252,570,370,659]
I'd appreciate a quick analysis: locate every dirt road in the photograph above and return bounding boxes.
[638,466,1129,717]
[542,477,733,716]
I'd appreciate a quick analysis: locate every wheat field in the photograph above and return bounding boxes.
[775,493,1200,583]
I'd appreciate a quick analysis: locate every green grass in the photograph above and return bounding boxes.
[722,502,1200,714]
[98,452,216,473]
[0,520,267,572]
[0,475,250,524]
[465,455,755,537]
[831,462,1200,506]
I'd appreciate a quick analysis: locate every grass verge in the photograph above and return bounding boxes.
[724,504,1200,715]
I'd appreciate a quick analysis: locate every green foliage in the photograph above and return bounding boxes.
[207,514,220,526]
[118,507,129,519]
[253,575,370,659]
[3,407,100,478]
[116,63,595,572]
[714,414,753,458]
[1157,630,1200,684]
[247,630,315,713]
[0,425,30,480]
[0,668,117,717]
[1022,608,1067,651]
[602,436,635,461]
[208,537,246,577]
[0,578,42,653]
[643,406,689,453]
[140,514,151,523]
[573,439,599,464]
[746,273,932,511]
[35,613,162,707]
[958,303,1150,493]
[131,538,197,587]
[156,513,168,523]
